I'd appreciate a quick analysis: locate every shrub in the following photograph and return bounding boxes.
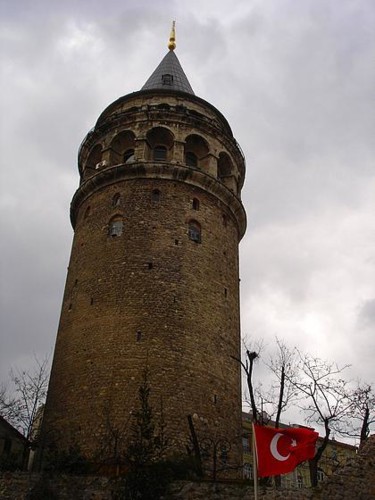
[44,444,91,474]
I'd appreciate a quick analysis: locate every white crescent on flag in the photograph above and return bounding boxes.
[270,433,290,461]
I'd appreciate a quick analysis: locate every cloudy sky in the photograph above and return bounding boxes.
[1,0,374,420]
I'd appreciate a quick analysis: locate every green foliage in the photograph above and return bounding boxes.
[114,457,199,500]
[164,455,201,480]
[0,453,21,471]
[125,368,168,469]
[114,369,198,499]
[119,462,173,500]
[26,475,58,500]
[44,444,91,474]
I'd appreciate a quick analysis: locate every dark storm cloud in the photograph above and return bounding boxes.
[1,0,374,395]
[358,299,375,329]
[227,0,375,377]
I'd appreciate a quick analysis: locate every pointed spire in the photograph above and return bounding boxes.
[168,21,176,51]
[141,23,194,95]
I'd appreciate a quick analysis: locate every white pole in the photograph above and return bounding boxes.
[252,423,258,500]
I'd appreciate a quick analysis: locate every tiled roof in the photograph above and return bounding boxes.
[141,50,194,95]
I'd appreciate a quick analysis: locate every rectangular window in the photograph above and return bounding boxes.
[242,436,250,453]
[153,146,167,161]
[243,463,253,479]
[162,74,173,85]
[3,438,11,455]
[109,220,123,237]
[188,228,201,242]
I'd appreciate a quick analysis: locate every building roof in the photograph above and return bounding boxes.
[141,49,195,95]
[0,415,29,443]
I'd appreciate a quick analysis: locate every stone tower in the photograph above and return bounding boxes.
[42,27,246,471]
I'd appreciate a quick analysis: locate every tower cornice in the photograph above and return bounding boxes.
[78,90,246,187]
[70,162,247,239]
[95,90,233,138]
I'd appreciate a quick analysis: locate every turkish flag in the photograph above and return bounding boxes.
[253,424,319,477]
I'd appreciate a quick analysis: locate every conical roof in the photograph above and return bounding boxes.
[141,50,194,95]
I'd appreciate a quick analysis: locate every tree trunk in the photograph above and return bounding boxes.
[360,407,369,444]
[273,365,285,489]
[187,414,203,477]
[22,442,30,471]
[275,365,285,427]
[247,351,258,422]
[310,418,330,486]
[309,458,318,487]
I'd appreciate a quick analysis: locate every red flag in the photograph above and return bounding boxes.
[253,424,319,477]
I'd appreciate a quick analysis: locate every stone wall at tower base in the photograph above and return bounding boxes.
[0,474,314,500]
[0,473,114,500]
[1,436,374,500]
[166,481,315,499]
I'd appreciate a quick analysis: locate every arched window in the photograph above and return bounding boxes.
[110,130,136,165]
[124,149,135,163]
[85,144,102,173]
[152,189,160,202]
[157,103,171,110]
[188,220,201,243]
[317,469,325,482]
[108,216,123,237]
[84,206,91,219]
[146,127,174,161]
[153,145,167,161]
[192,198,199,210]
[184,135,209,169]
[220,444,228,464]
[185,151,198,167]
[218,152,233,178]
[112,193,121,207]
[218,152,238,194]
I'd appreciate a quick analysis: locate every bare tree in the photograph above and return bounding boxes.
[0,355,49,469]
[235,339,300,488]
[235,339,297,427]
[288,350,353,487]
[0,383,17,421]
[332,382,375,445]
[351,384,375,443]
[236,349,260,422]
[260,339,299,488]
[233,340,264,423]
[264,338,299,427]
[186,413,237,481]
[94,403,132,474]
[0,355,49,443]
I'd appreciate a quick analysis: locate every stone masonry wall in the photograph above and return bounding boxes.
[316,434,375,500]
[42,88,246,472]
[44,177,243,463]
[1,436,374,499]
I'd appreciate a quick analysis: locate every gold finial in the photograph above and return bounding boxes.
[168,21,176,51]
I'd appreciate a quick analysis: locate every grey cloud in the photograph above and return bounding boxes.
[1,0,374,403]
[358,299,375,329]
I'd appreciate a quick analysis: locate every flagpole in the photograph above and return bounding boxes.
[252,423,258,500]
